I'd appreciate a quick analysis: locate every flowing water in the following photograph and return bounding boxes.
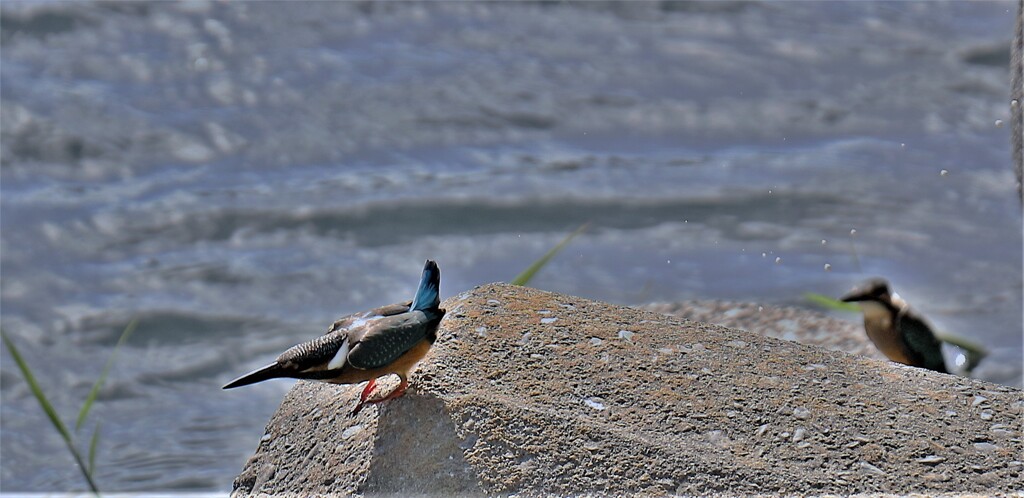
[1,1,1020,491]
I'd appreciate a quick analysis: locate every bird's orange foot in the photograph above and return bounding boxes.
[350,378,379,416]
[358,378,378,403]
[352,377,409,415]
[369,378,408,404]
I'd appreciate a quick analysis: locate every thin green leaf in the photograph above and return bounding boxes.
[934,331,988,357]
[2,330,74,443]
[803,292,861,312]
[77,319,138,431]
[1,329,100,494]
[935,331,989,373]
[512,223,589,286]
[89,423,101,475]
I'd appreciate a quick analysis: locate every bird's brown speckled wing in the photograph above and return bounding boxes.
[276,331,349,372]
[325,301,412,335]
[346,310,444,370]
[896,308,947,373]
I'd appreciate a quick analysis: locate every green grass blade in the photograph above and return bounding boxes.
[89,423,101,474]
[77,319,138,431]
[934,331,988,357]
[935,331,989,373]
[2,329,100,493]
[511,223,589,286]
[803,292,861,312]
[2,330,74,443]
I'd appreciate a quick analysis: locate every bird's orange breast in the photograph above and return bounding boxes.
[325,338,434,385]
[861,303,914,365]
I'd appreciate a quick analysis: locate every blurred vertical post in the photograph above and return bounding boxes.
[1013,0,1022,204]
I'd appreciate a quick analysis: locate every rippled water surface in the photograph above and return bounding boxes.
[2,1,1020,491]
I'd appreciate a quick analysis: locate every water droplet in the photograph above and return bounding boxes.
[955,353,966,367]
[821,239,827,245]
[850,228,857,236]
[775,257,782,264]
[1011,99,1020,109]
[768,189,773,194]
[995,119,1004,128]
[824,263,832,271]
[900,143,906,148]
[940,169,949,177]
[761,252,767,258]
[667,259,671,264]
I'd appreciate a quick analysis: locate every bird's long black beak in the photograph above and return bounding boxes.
[222,362,283,389]
[839,288,870,303]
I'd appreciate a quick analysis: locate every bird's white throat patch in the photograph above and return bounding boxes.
[858,301,888,319]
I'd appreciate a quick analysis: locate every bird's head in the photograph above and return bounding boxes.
[840,277,892,305]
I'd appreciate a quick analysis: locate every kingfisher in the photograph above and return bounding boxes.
[223,260,446,414]
[840,278,948,373]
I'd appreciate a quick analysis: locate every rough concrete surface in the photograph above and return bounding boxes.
[642,300,881,360]
[233,284,1022,496]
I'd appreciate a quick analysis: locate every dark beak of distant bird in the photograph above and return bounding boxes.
[839,277,890,304]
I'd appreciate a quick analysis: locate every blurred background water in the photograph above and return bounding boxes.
[1,1,1020,492]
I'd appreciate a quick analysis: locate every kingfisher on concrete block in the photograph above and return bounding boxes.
[840,277,948,373]
[224,260,446,415]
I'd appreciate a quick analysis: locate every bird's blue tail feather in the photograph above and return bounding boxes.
[410,260,441,311]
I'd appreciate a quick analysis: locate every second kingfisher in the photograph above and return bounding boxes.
[840,277,948,373]
[223,260,446,414]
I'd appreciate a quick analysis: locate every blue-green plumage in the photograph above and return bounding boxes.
[222,260,446,400]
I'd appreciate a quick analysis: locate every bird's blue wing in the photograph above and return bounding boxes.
[325,301,412,335]
[346,310,443,370]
